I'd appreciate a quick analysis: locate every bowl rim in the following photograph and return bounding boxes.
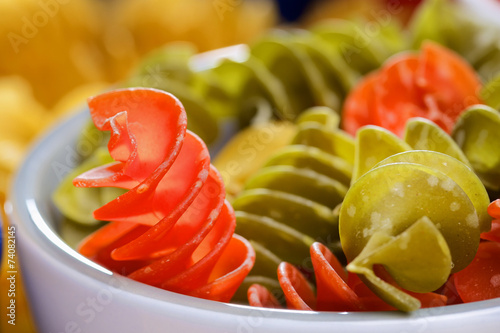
[8,106,500,326]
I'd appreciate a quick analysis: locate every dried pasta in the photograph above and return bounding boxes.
[232,107,353,299]
[248,106,498,311]
[73,88,254,302]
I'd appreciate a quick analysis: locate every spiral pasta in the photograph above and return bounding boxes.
[73,88,254,302]
[232,107,354,296]
[49,0,500,311]
[247,105,497,311]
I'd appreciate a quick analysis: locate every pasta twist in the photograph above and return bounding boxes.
[247,105,498,311]
[232,107,354,295]
[74,88,255,302]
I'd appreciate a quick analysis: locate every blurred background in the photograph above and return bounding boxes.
[0,1,422,332]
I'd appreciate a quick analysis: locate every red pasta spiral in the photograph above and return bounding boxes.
[248,242,447,311]
[74,88,255,302]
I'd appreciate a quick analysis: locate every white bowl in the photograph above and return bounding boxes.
[7,108,500,333]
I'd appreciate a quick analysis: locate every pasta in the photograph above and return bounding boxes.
[238,7,500,304]
[232,107,353,300]
[410,0,500,80]
[248,105,498,311]
[52,121,123,226]
[125,43,221,144]
[50,0,500,313]
[123,14,407,132]
[73,88,254,302]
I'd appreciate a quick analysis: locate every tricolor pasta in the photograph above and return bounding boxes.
[247,105,499,311]
[51,0,500,313]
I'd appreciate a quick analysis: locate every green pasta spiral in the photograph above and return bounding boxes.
[338,104,498,311]
[231,107,354,298]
